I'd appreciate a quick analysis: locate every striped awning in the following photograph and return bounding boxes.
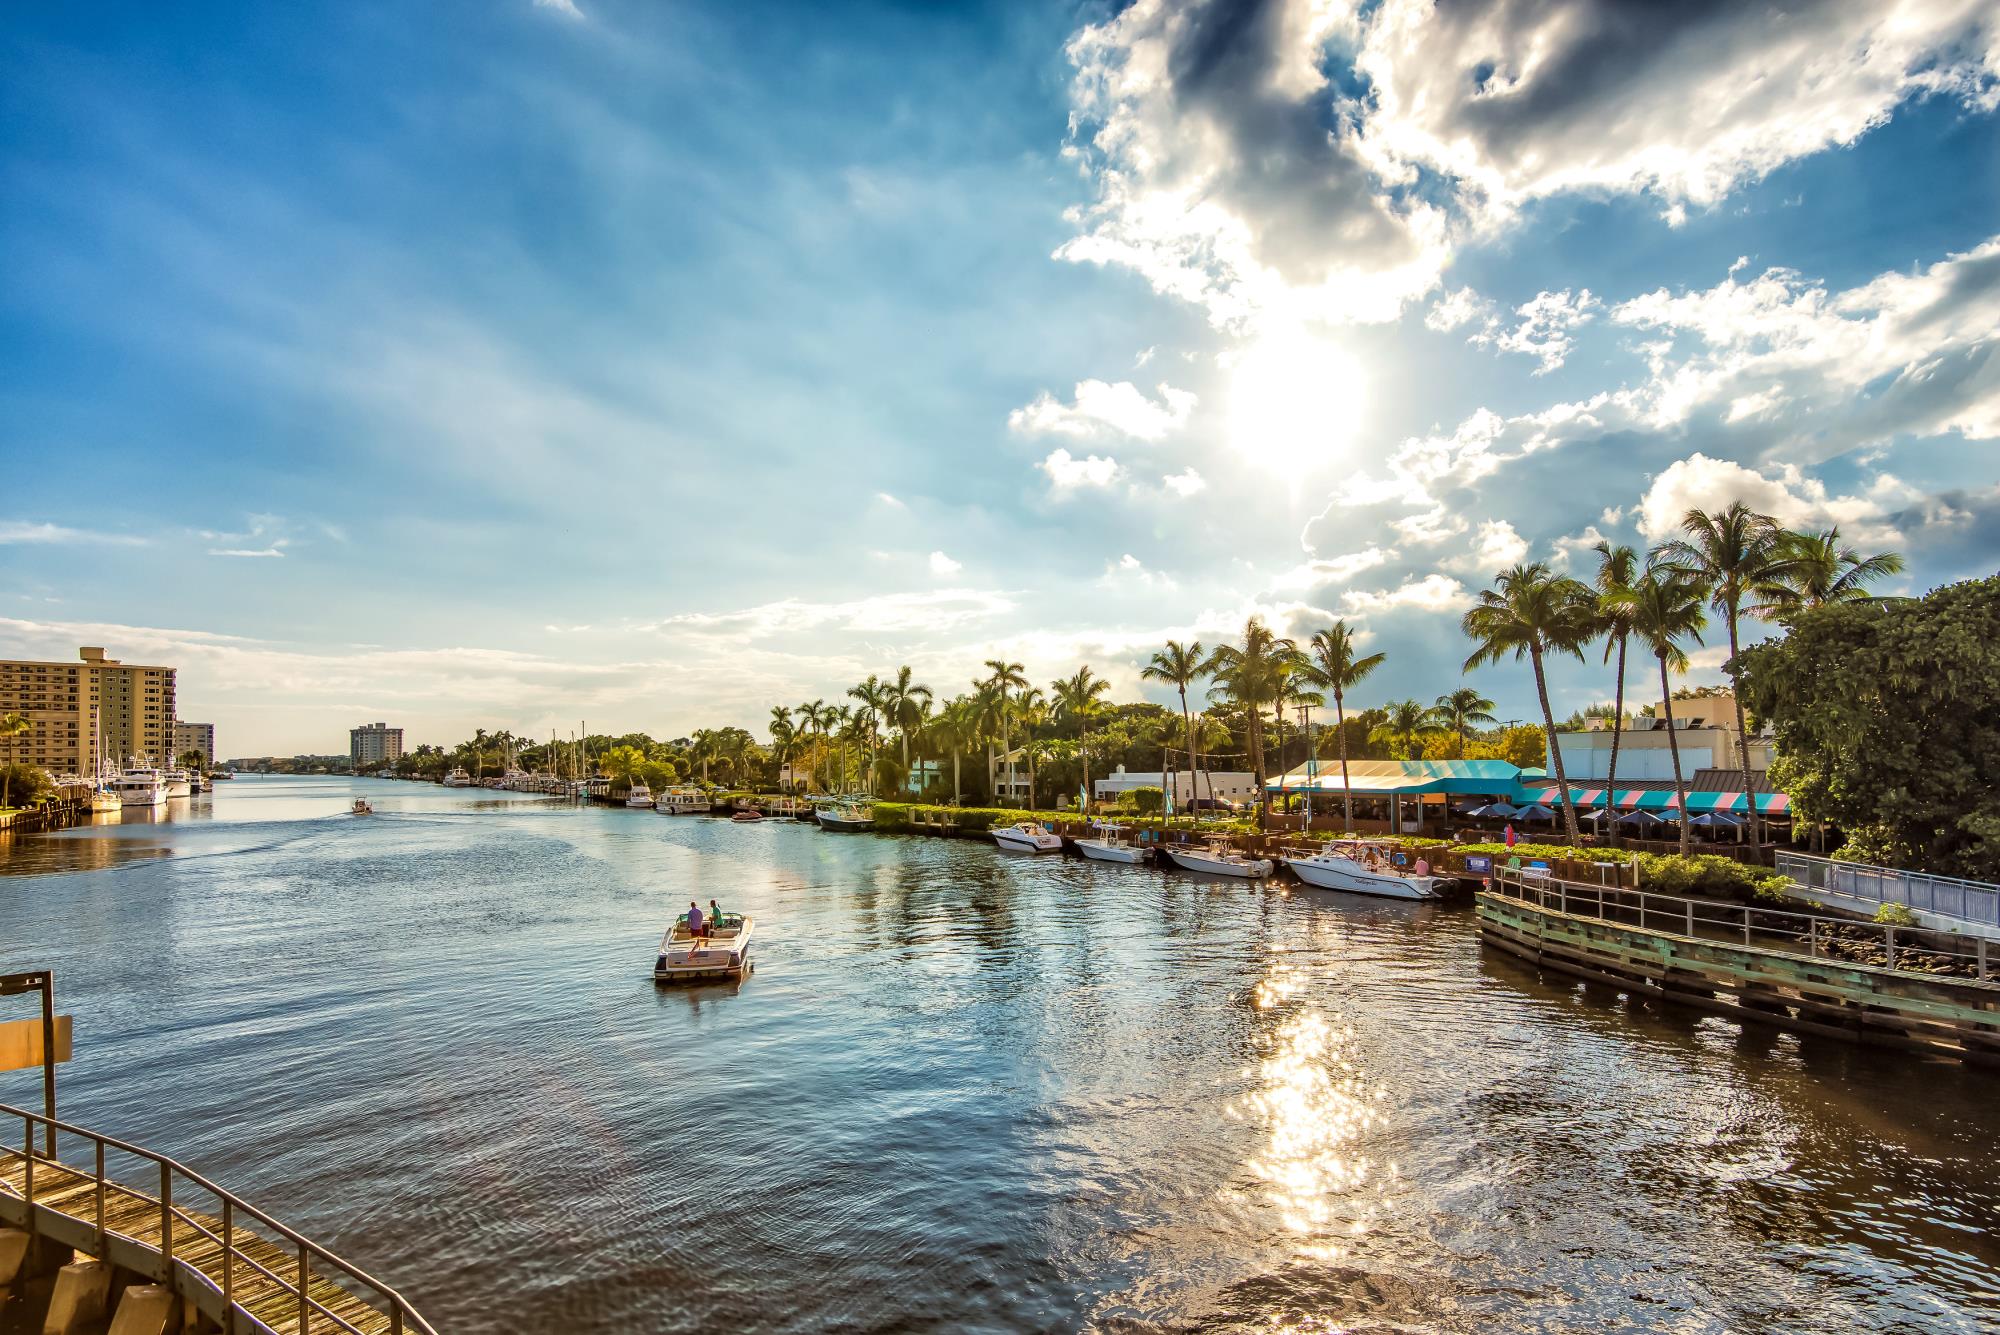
[1516,786,1794,815]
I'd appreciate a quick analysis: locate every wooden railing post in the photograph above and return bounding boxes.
[223,1198,235,1335]
[159,1161,174,1281]
[299,1240,310,1335]
[94,1139,105,1252]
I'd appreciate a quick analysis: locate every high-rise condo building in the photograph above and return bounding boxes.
[349,722,405,767]
[174,721,216,767]
[0,647,177,776]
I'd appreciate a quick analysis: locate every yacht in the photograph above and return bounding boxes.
[624,782,655,808]
[162,768,193,799]
[991,821,1063,854]
[443,768,474,788]
[654,911,754,983]
[1282,842,1442,900]
[1074,822,1151,864]
[655,786,713,814]
[111,767,168,809]
[1161,840,1274,879]
[816,799,874,832]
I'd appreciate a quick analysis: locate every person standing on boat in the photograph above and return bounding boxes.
[708,898,724,932]
[687,900,705,938]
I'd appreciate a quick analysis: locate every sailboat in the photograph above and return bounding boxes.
[87,707,121,815]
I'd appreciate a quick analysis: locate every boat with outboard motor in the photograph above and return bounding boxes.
[653,911,754,983]
[991,821,1063,853]
[1073,821,1151,864]
[656,785,714,814]
[1281,841,1442,900]
[816,799,875,832]
[1161,840,1274,879]
[352,798,373,815]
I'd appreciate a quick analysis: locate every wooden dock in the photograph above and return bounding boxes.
[1479,868,2000,1064]
[0,1104,431,1333]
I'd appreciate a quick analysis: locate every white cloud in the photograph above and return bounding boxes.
[1038,448,1121,490]
[1341,574,1473,615]
[875,492,907,510]
[533,0,584,18]
[1486,289,1600,374]
[1443,520,1529,576]
[1134,346,1157,368]
[1101,553,1177,591]
[1269,546,1391,591]
[1161,467,1207,497]
[657,589,1015,639]
[1549,525,1612,571]
[1008,379,1196,442]
[209,543,288,558]
[1600,506,1625,526]
[1636,452,1921,546]
[1391,507,1468,546]
[927,550,962,577]
[1426,286,1498,334]
[0,521,148,547]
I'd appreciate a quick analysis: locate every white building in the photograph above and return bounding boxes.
[1094,765,1258,808]
[349,722,405,767]
[1549,692,1771,784]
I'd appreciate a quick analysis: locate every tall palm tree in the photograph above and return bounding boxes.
[795,700,828,791]
[1751,527,1905,618]
[1296,621,1385,832]
[1461,561,1598,845]
[881,665,934,777]
[1052,666,1110,813]
[981,659,1029,805]
[931,696,978,805]
[1141,639,1209,817]
[1655,503,1797,845]
[1207,617,1295,815]
[768,707,797,788]
[0,711,28,809]
[1612,566,1709,857]
[1370,699,1440,760]
[1015,687,1047,809]
[1590,541,1640,828]
[847,675,891,794]
[1433,687,1496,759]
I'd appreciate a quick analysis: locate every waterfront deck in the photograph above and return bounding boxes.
[1480,868,2000,1063]
[0,1104,430,1334]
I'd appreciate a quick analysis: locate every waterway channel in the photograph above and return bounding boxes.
[3,776,1998,1332]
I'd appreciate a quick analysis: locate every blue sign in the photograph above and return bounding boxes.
[1465,855,1492,873]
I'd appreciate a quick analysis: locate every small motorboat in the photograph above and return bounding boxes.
[625,783,655,808]
[1161,840,1273,879]
[352,798,373,815]
[992,821,1063,853]
[816,800,875,832]
[654,912,754,983]
[1282,842,1441,900]
[732,810,768,823]
[1073,821,1151,864]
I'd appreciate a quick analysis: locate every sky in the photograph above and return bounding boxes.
[2,0,1997,758]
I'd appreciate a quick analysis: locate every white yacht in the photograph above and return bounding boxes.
[1161,840,1273,879]
[1074,822,1151,864]
[654,911,754,983]
[816,799,874,832]
[655,786,713,814]
[1282,842,1442,900]
[443,768,474,788]
[111,767,168,809]
[991,821,1063,853]
[162,768,193,799]
[624,782,655,808]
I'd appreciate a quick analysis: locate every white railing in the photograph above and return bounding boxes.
[1776,851,2000,929]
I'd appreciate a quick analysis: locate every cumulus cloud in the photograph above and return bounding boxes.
[1008,379,1196,441]
[1485,289,1600,374]
[1162,467,1207,497]
[1039,448,1121,490]
[927,550,962,577]
[1269,546,1391,591]
[1444,520,1530,576]
[1341,573,1473,615]
[1426,287,1498,334]
[1102,553,1177,591]
[1636,452,1922,546]
[533,0,584,18]
[1391,506,1469,546]
[657,589,1015,638]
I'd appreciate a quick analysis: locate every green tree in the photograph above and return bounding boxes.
[1462,562,1597,845]
[1591,540,1641,810]
[981,659,1029,806]
[1433,686,1496,760]
[1052,666,1110,812]
[1295,623,1387,832]
[1738,573,2000,879]
[1612,565,1709,856]
[881,666,933,778]
[1207,617,1296,814]
[1370,699,1441,760]
[1141,639,1209,816]
[1751,527,1904,620]
[1,711,30,808]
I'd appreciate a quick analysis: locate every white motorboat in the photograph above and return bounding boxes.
[443,768,473,788]
[1282,842,1442,900]
[162,768,193,799]
[817,800,874,832]
[352,798,373,816]
[1074,822,1151,864]
[992,821,1063,854]
[625,783,655,808]
[88,787,122,815]
[654,911,754,983]
[1161,840,1273,879]
[111,767,168,809]
[655,786,713,814]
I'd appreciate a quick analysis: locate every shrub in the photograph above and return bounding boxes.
[1633,853,1793,903]
[1124,785,1164,816]
[1873,902,1918,927]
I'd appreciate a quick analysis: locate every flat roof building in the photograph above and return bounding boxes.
[174,721,216,768]
[0,647,177,777]
[349,722,405,768]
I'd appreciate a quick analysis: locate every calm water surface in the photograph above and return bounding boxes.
[3,776,1997,1333]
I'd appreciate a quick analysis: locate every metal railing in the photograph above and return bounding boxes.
[1493,866,1995,983]
[1776,851,2000,929]
[0,1101,435,1335]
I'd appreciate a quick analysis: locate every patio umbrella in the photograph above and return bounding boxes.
[1477,801,1521,819]
[1615,809,1666,827]
[1514,803,1556,821]
[1688,812,1741,828]
[1579,808,1612,824]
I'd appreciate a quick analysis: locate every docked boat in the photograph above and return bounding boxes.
[352,798,373,815]
[731,809,769,823]
[1161,840,1274,879]
[162,768,193,799]
[1282,842,1441,900]
[1074,822,1151,864]
[655,786,713,814]
[624,783,655,808]
[87,786,122,815]
[111,767,168,809]
[816,799,874,832]
[442,768,473,788]
[653,911,754,983]
[991,821,1063,853]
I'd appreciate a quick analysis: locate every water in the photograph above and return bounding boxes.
[4,776,1998,1333]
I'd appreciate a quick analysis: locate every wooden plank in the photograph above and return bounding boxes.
[0,1015,71,1071]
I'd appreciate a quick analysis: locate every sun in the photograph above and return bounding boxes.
[1224,328,1366,479]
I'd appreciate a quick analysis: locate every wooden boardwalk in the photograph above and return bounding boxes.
[0,1133,422,1334]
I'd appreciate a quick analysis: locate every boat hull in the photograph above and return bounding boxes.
[1284,857,1439,899]
[818,814,874,832]
[1162,847,1273,879]
[1075,841,1149,864]
[992,829,1062,853]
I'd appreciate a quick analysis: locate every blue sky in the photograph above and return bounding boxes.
[4,0,1997,756]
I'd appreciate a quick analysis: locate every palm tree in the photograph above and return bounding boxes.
[1592,540,1641,826]
[1052,666,1110,813]
[1141,639,1209,817]
[688,729,721,785]
[1613,566,1709,856]
[931,696,978,805]
[1014,687,1047,809]
[1752,527,1905,618]
[881,665,933,777]
[795,700,828,792]
[847,675,890,794]
[1655,502,1798,845]
[1295,621,1385,832]
[1370,699,1440,760]
[1433,687,1496,759]
[1461,561,1598,845]
[982,659,1029,805]
[1207,617,1295,815]
[0,711,28,809]
[768,707,797,788]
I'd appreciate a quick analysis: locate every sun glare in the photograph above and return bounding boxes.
[1224,329,1366,479]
